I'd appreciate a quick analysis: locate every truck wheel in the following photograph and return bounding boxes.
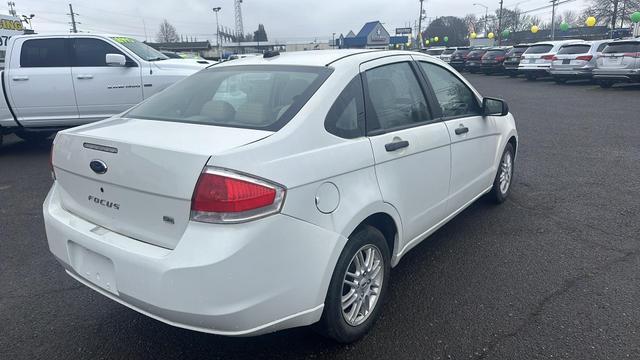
[598,81,613,89]
[16,131,54,143]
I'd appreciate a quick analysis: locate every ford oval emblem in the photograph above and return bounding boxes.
[90,160,108,175]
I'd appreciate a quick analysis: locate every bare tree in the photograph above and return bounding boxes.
[156,19,179,43]
[582,0,640,29]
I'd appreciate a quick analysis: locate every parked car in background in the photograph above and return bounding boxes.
[44,49,517,344]
[0,34,211,146]
[593,39,640,88]
[519,40,581,80]
[481,47,511,74]
[465,48,489,73]
[503,44,530,77]
[439,47,458,63]
[162,51,183,59]
[449,47,471,71]
[549,40,611,83]
[228,53,262,60]
[423,46,447,57]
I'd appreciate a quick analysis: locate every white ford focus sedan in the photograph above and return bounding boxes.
[44,49,518,343]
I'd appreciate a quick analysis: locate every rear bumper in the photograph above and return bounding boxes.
[480,63,504,71]
[592,70,640,82]
[549,68,593,78]
[43,182,345,336]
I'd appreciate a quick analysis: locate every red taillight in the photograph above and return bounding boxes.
[623,52,640,58]
[495,56,505,62]
[551,56,558,61]
[191,167,285,223]
[575,55,593,61]
[541,55,555,61]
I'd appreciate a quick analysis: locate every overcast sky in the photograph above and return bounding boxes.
[15,0,585,43]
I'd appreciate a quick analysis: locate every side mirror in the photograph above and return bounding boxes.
[482,97,509,116]
[106,53,126,67]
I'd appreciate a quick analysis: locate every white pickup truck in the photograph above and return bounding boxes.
[0,33,212,145]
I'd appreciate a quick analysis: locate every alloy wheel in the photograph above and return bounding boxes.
[341,244,384,327]
[499,151,513,194]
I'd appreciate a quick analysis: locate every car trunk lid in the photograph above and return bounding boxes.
[52,118,273,249]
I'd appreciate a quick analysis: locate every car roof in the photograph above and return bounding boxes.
[214,49,429,68]
[14,33,123,39]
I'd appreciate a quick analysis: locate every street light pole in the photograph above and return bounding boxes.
[212,7,222,58]
[550,0,558,40]
[473,3,489,36]
[497,0,504,45]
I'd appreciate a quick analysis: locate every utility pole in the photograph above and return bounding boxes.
[332,32,336,49]
[67,4,79,33]
[417,0,425,49]
[550,0,558,40]
[473,3,489,36]
[7,1,16,16]
[213,7,222,58]
[497,0,504,45]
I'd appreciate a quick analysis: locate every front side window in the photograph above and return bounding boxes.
[126,65,331,131]
[73,38,128,67]
[418,62,481,118]
[20,38,70,67]
[364,62,432,133]
[325,75,365,139]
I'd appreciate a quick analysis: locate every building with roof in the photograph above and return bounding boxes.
[341,21,409,49]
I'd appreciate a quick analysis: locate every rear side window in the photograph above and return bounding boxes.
[20,38,70,67]
[325,75,365,139]
[364,62,432,134]
[557,45,591,54]
[73,38,128,67]
[418,62,481,119]
[126,65,332,131]
[603,42,640,53]
[525,44,553,54]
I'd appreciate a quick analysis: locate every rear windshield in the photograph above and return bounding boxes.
[506,47,527,56]
[453,50,470,55]
[485,50,506,56]
[442,49,456,55]
[557,44,591,54]
[126,65,332,131]
[603,42,640,54]
[525,44,553,54]
[426,49,444,55]
[467,50,486,57]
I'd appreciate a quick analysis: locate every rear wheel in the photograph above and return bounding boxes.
[598,81,613,88]
[16,131,54,143]
[525,73,537,81]
[554,78,567,84]
[489,143,515,204]
[316,225,390,343]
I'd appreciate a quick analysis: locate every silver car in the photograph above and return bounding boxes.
[439,47,458,63]
[549,40,611,83]
[593,39,640,88]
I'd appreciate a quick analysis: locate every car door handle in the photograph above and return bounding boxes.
[76,75,94,79]
[455,126,469,135]
[385,140,409,152]
[12,76,29,81]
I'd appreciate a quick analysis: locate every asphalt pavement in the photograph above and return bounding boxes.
[1,74,639,359]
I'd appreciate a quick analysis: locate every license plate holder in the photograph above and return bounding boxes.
[68,241,118,295]
[562,59,570,64]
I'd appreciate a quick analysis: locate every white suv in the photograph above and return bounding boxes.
[44,50,518,343]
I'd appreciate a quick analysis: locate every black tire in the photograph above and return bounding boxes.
[599,81,613,88]
[554,78,567,84]
[316,225,391,343]
[16,131,54,143]
[489,143,515,204]
[508,73,518,78]
[525,74,537,81]
[469,69,477,74]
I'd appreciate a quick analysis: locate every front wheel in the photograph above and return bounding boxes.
[16,131,54,143]
[489,143,515,203]
[525,74,537,81]
[316,225,390,343]
[599,81,613,88]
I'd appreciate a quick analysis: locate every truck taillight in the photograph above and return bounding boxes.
[575,55,593,61]
[190,167,285,224]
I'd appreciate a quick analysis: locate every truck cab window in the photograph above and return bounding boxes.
[20,38,70,67]
[72,38,130,67]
